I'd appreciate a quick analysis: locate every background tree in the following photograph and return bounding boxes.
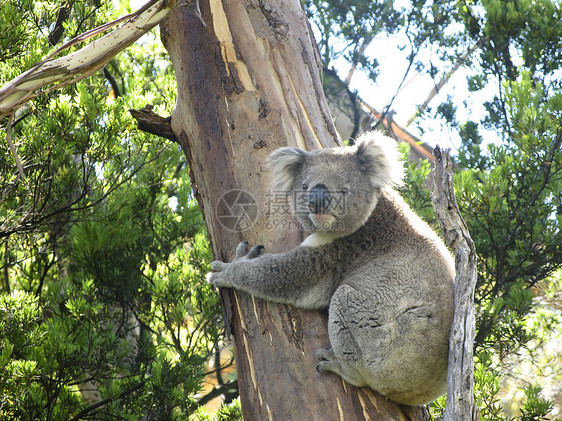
[0,2,234,419]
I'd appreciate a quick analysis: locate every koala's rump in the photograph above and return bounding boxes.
[331,261,451,405]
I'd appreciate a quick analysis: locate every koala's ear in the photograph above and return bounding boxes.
[266,147,308,193]
[355,132,404,188]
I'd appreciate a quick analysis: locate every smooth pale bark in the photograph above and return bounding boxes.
[162,1,429,419]
[432,147,479,421]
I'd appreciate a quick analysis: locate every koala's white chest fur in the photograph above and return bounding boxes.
[301,232,335,247]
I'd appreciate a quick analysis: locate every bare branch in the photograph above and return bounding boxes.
[431,146,478,421]
[196,379,238,407]
[129,106,177,142]
[361,99,435,161]
[0,0,181,119]
[48,3,71,46]
[5,113,25,179]
[405,42,480,127]
[344,37,372,86]
[69,381,145,421]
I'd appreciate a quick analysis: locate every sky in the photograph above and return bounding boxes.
[331,30,494,154]
[125,0,494,154]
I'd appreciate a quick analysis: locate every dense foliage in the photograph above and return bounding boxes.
[1,0,560,420]
[0,1,235,419]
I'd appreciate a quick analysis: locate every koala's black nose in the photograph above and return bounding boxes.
[308,184,330,214]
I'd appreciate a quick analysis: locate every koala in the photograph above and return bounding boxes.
[208,131,455,405]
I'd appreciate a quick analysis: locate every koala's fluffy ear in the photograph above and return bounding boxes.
[267,147,308,193]
[355,132,404,189]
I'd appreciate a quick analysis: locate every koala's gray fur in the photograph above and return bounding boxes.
[208,131,455,405]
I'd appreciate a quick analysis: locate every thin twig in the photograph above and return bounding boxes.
[6,112,25,179]
[69,381,145,421]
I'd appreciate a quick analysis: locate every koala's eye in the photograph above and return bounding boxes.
[341,187,349,195]
[302,182,308,190]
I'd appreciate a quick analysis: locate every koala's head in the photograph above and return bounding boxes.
[267,131,404,239]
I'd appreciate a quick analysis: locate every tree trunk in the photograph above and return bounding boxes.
[161,1,429,419]
[432,147,479,421]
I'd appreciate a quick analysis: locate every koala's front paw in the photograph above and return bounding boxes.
[206,260,233,288]
[206,241,266,289]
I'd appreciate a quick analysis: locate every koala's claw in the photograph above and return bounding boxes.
[210,260,227,271]
[234,241,266,260]
[316,360,332,373]
[235,241,250,259]
[315,348,335,361]
[315,348,338,374]
[248,245,265,259]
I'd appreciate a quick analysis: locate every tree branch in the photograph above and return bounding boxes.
[5,113,25,179]
[129,106,177,142]
[103,66,121,98]
[0,0,181,119]
[196,379,239,407]
[48,2,71,46]
[69,381,145,421]
[405,42,481,127]
[431,146,478,421]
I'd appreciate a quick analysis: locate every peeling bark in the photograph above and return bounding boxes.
[163,0,428,419]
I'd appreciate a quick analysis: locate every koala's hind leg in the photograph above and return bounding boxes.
[316,284,383,388]
[315,348,366,387]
